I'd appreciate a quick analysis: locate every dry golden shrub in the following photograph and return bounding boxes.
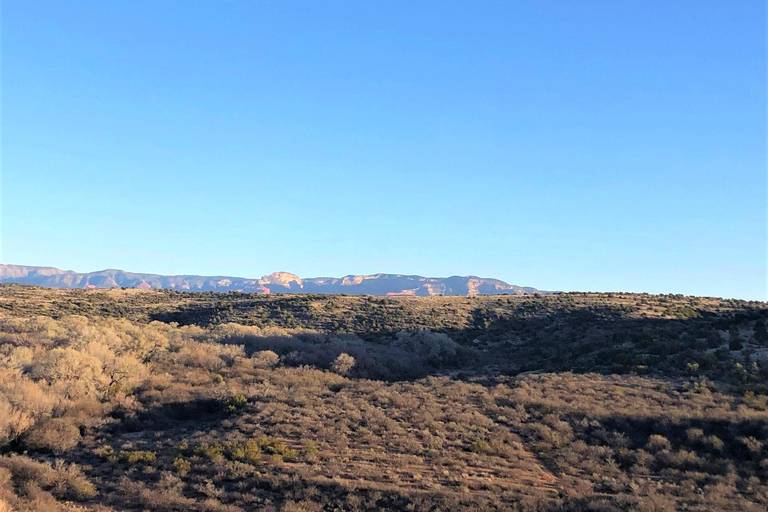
[24,419,81,453]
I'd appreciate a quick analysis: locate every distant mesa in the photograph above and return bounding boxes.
[0,264,545,296]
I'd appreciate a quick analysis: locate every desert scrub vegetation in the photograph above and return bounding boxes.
[0,286,766,510]
[2,285,767,387]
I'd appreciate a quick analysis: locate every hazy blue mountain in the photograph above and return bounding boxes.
[0,264,543,296]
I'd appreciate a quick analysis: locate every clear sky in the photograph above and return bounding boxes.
[1,1,766,299]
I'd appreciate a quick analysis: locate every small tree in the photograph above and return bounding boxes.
[646,435,672,453]
[706,330,722,349]
[729,326,743,351]
[331,353,355,376]
[253,350,280,369]
[753,320,767,345]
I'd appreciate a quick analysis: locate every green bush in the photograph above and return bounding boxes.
[255,436,298,462]
[119,450,156,464]
[225,394,248,414]
[195,443,225,460]
[469,440,490,454]
[172,456,191,476]
[226,440,262,464]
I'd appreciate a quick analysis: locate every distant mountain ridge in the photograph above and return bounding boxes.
[0,264,543,296]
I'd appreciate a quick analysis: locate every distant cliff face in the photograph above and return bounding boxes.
[0,264,543,296]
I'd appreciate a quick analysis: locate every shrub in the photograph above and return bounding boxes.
[685,428,704,443]
[729,326,743,351]
[744,391,768,411]
[0,455,97,502]
[23,419,81,453]
[655,449,703,471]
[393,330,461,367]
[753,320,767,344]
[738,436,763,456]
[330,353,355,376]
[702,435,725,453]
[225,394,248,414]
[95,447,118,462]
[195,443,225,460]
[255,436,298,462]
[469,440,491,454]
[172,457,191,476]
[119,450,156,464]
[301,440,319,460]
[253,350,280,369]
[226,440,262,464]
[706,330,723,348]
[646,435,672,453]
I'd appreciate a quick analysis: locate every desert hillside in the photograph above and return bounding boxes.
[0,285,766,511]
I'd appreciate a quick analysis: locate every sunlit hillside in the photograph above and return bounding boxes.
[0,285,766,511]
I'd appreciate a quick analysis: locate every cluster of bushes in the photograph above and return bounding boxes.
[184,436,308,464]
[0,455,98,512]
[0,315,478,455]
[197,322,471,380]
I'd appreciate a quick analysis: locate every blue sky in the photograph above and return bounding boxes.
[1,1,765,299]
